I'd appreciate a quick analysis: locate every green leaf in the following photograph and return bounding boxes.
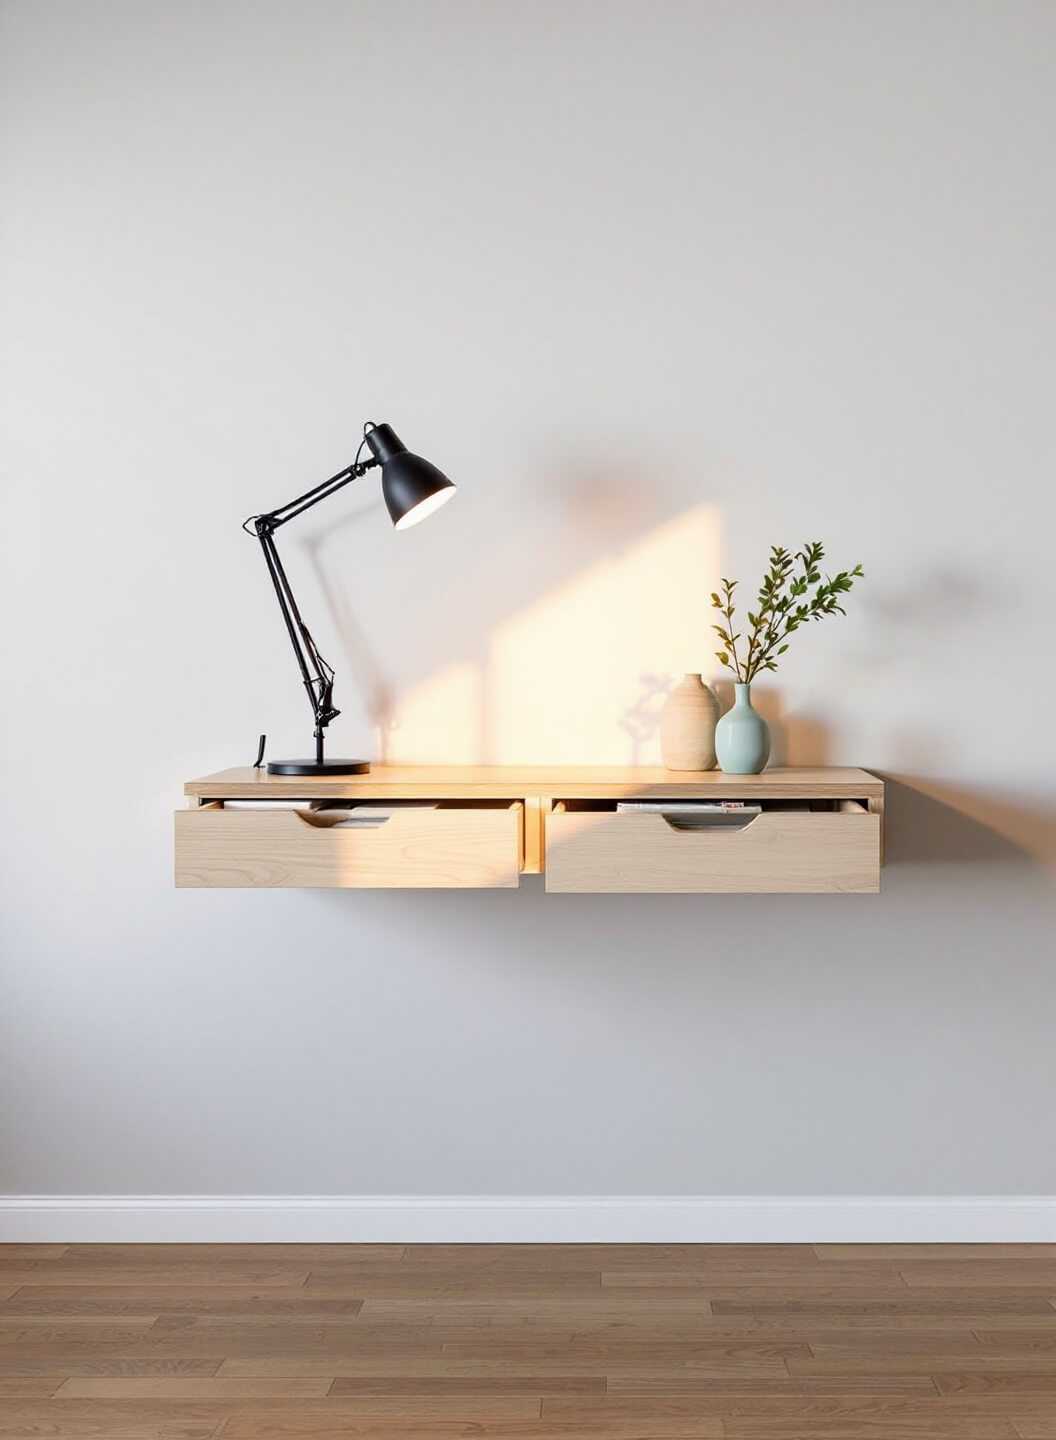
[711,542,863,669]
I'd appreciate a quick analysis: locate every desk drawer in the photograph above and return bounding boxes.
[545,802,879,893]
[175,802,523,888]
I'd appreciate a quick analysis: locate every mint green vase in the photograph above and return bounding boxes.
[715,683,770,774]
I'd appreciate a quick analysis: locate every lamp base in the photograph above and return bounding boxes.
[267,759,371,776]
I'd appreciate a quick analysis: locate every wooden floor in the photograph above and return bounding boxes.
[1,1245,1055,1437]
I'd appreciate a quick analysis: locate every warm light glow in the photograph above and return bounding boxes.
[486,505,721,763]
[388,661,482,763]
[392,503,722,765]
[394,485,456,530]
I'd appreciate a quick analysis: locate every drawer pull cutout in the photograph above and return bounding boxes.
[295,809,391,829]
[661,813,759,833]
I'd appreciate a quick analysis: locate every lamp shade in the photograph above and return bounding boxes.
[365,422,457,530]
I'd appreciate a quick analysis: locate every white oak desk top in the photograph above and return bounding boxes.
[186,765,883,801]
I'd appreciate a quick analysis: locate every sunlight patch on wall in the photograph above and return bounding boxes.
[388,660,482,764]
[392,505,721,765]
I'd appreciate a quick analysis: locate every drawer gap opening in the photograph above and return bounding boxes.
[200,798,522,830]
[552,796,873,832]
[554,797,851,814]
[298,799,520,830]
[205,798,520,811]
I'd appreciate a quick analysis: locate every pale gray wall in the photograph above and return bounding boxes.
[1,0,1054,1198]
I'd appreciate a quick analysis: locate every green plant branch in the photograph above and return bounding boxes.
[711,542,863,685]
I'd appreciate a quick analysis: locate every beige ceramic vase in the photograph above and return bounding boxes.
[660,673,720,771]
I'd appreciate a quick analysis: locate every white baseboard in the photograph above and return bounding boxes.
[0,1195,1053,1243]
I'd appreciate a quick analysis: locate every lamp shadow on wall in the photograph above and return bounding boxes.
[303,532,398,762]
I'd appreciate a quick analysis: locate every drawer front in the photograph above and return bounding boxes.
[545,807,880,893]
[175,804,522,889]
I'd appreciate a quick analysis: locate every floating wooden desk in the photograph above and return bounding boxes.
[177,766,883,893]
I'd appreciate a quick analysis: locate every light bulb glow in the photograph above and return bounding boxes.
[394,485,456,530]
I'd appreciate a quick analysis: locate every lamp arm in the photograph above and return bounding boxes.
[251,454,378,532]
[245,455,379,764]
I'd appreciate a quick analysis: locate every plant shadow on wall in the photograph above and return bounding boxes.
[619,674,671,766]
[611,672,831,767]
[848,566,1056,871]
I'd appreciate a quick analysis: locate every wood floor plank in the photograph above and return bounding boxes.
[350,1301,1048,1336]
[437,1337,806,1363]
[54,1376,332,1398]
[309,1259,605,1278]
[2,1322,163,1344]
[1,1341,444,1373]
[710,1294,1056,1316]
[216,1394,543,1418]
[0,1288,364,1317]
[973,1328,1056,1350]
[0,1267,312,1287]
[0,1377,66,1397]
[0,1408,221,1439]
[764,1326,982,1350]
[219,1355,727,1377]
[791,1350,1056,1375]
[22,1397,545,1419]
[936,1371,1056,1395]
[329,1374,605,1395]
[901,1262,1056,1288]
[304,1269,604,1296]
[0,1246,69,1261]
[236,1397,545,1420]
[816,1245,1056,1261]
[4,1314,161,1331]
[602,1290,916,1313]
[216,1421,723,1438]
[357,1296,717,1326]
[605,1373,941,1395]
[59,1245,403,1265]
[402,1242,807,1266]
[5,1323,442,1351]
[723,1424,1016,1439]
[546,1392,1020,1420]
[0,1352,224,1377]
[149,1316,428,1341]
[4,1397,548,1422]
[547,1397,1020,1437]
[1,1243,1051,1437]
[601,1264,908,1288]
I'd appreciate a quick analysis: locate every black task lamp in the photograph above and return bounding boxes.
[243,422,456,776]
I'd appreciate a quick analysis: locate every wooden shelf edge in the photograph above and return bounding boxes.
[184,765,884,802]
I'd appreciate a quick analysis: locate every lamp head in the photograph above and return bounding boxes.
[365,422,457,530]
